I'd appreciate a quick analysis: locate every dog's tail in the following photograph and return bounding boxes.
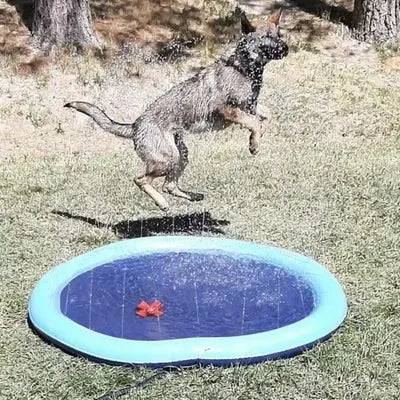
[64,101,134,139]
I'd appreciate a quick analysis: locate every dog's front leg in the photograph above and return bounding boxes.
[220,106,267,155]
[248,109,269,155]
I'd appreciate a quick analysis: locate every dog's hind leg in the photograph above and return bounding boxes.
[162,135,204,202]
[134,171,169,211]
[163,175,204,202]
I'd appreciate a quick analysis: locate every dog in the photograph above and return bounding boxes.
[65,10,288,211]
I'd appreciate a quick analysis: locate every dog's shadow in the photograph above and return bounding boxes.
[52,210,230,238]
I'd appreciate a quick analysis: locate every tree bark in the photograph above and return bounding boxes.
[32,0,100,51]
[353,0,400,43]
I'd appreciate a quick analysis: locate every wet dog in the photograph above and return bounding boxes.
[65,10,288,211]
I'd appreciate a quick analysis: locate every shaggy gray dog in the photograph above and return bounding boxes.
[65,10,288,210]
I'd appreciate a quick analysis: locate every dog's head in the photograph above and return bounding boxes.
[236,10,288,66]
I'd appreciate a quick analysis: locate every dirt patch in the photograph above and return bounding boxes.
[92,0,240,48]
[0,0,240,61]
[0,1,32,56]
[0,0,370,62]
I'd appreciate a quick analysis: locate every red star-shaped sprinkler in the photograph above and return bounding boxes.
[136,300,164,318]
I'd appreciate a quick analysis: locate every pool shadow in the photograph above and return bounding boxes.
[52,210,230,238]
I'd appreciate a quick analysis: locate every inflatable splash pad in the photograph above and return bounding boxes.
[29,236,347,367]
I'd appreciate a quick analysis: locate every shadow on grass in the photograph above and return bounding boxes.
[248,0,353,46]
[52,210,230,238]
[5,0,34,30]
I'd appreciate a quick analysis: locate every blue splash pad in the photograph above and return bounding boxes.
[29,236,347,367]
[60,252,314,340]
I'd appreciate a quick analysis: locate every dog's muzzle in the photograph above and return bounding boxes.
[273,41,289,59]
[263,39,289,60]
[280,42,289,57]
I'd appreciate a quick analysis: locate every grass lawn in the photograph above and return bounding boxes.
[1,36,400,399]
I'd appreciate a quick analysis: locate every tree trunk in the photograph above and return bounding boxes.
[353,0,400,43]
[32,0,100,51]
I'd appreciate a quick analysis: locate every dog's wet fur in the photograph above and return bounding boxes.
[65,10,289,211]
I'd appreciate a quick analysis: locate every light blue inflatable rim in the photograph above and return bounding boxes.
[28,236,347,366]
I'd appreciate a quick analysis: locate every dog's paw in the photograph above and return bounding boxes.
[249,132,261,155]
[249,145,260,155]
[189,192,205,202]
[156,200,169,212]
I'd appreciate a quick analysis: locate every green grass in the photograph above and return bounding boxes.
[1,44,400,399]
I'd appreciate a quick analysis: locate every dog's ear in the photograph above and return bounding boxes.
[240,11,256,34]
[267,9,283,27]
